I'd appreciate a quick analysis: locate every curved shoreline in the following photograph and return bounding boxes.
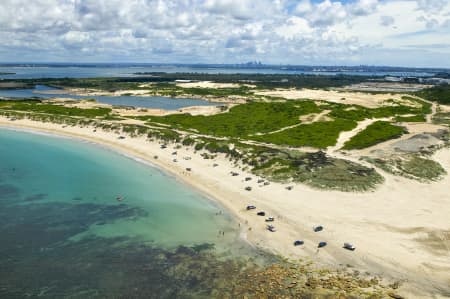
[2,124,252,242]
[1,116,449,298]
[0,121,256,248]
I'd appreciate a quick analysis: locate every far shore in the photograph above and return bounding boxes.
[1,116,449,298]
[35,86,247,104]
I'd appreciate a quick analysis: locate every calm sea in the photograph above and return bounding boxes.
[0,128,262,298]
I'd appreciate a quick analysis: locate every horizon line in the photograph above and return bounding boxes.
[0,62,449,71]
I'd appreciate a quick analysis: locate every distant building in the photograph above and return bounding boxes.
[402,77,420,83]
[385,76,402,82]
[175,79,196,83]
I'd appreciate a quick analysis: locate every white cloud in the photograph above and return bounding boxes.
[350,0,379,16]
[0,0,448,67]
[380,15,395,27]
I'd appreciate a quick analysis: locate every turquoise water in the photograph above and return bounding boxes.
[0,128,255,298]
[0,85,217,110]
[0,128,237,246]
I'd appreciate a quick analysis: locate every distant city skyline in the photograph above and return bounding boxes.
[1,0,449,67]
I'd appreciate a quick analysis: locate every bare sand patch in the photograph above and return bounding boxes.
[114,105,225,117]
[53,88,153,97]
[299,110,332,124]
[403,123,448,135]
[438,104,450,113]
[46,98,111,109]
[256,88,411,108]
[176,81,254,89]
[392,134,444,153]
[341,82,433,93]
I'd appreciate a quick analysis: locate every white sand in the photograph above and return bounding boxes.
[176,81,242,89]
[0,116,449,298]
[256,88,416,108]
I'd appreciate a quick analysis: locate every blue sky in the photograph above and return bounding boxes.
[0,0,449,67]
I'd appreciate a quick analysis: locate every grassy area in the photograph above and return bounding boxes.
[395,115,426,122]
[415,85,450,104]
[343,121,406,150]
[141,99,430,150]
[0,97,430,153]
[169,136,385,191]
[328,97,431,122]
[251,119,357,148]
[247,149,383,191]
[0,99,111,118]
[363,154,446,182]
[143,101,321,137]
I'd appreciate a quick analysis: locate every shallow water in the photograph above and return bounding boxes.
[0,128,262,298]
[0,85,217,110]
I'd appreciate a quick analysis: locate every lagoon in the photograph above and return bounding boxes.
[0,85,217,110]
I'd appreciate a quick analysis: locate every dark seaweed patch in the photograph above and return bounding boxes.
[24,193,48,201]
[0,184,20,199]
[0,199,256,298]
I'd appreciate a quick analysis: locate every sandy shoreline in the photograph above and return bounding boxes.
[1,116,449,298]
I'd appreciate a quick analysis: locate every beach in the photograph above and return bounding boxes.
[1,116,449,298]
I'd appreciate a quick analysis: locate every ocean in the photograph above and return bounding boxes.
[0,128,261,298]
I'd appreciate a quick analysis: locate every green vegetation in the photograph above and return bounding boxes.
[0,87,438,192]
[252,119,356,148]
[143,101,320,137]
[363,154,446,182]
[328,97,431,122]
[247,149,383,192]
[0,99,112,118]
[415,85,450,104]
[142,99,430,150]
[343,121,406,150]
[2,73,371,91]
[433,112,450,126]
[395,115,426,122]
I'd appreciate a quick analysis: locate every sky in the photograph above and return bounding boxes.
[0,0,449,67]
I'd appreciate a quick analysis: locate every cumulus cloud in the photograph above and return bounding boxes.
[350,0,379,16]
[416,0,448,12]
[0,0,448,66]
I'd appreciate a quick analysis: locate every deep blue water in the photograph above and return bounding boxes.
[0,85,217,110]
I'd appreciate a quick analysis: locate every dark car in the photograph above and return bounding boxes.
[318,241,327,248]
[313,226,323,232]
